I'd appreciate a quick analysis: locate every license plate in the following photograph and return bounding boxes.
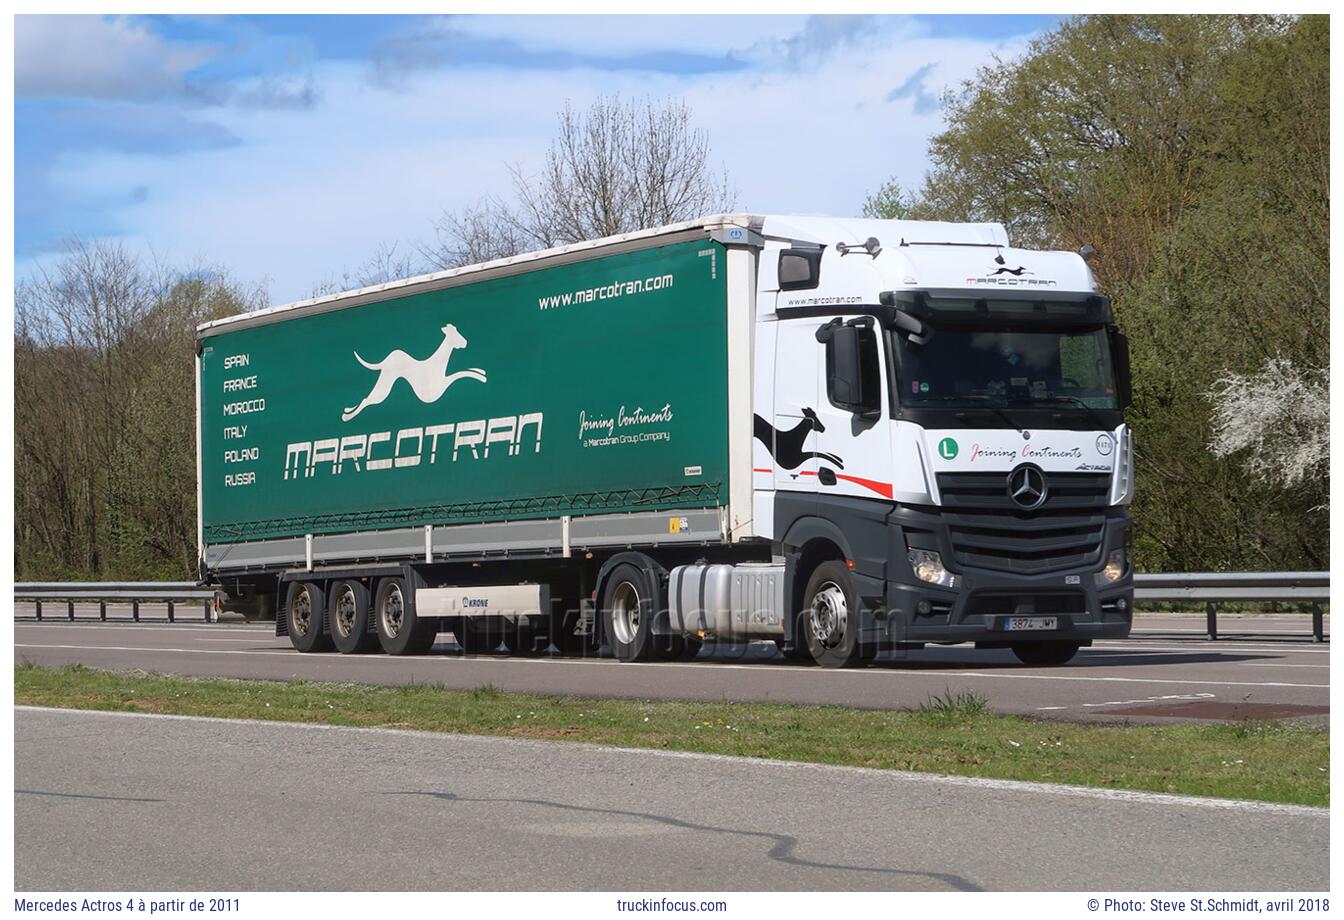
[1005,616,1058,631]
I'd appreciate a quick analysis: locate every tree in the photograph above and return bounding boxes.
[14,240,262,579]
[861,180,928,221]
[311,241,421,298]
[1207,358,1328,498]
[423,95,736,269]
[873,15,1328,569]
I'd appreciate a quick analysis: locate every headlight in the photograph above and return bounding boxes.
[1095,548,1126,585]
[908,549,959,589]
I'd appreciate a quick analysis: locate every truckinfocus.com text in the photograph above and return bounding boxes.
[615,898,728,912]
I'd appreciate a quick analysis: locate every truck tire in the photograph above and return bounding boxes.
[374,577,437,655]
[329,580,376,654]
[602,562,663,662]
[800,561,870,669]
[286,581,331,653]
[1012,642,1082,666]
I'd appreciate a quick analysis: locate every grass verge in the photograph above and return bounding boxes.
[14,663,1328,806]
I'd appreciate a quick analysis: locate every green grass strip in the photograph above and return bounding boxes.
[14,664,1328,806]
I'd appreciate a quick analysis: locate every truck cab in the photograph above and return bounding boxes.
[750,216,1133,666]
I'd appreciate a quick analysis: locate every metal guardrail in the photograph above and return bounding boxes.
[13,573,1329,640]
[14,582,218,623]
[1134,571,1328,641]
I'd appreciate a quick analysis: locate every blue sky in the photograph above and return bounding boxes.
[15,14,1060,303]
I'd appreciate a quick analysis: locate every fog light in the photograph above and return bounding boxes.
[1116,597,1128,611]
[908,549,959,589]
[916,599,932,616]
[1095,549,1126,585]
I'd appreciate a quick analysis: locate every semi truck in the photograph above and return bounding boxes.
[197,214,1134,668]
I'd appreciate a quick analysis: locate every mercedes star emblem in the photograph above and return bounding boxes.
[1008,464,1048,510]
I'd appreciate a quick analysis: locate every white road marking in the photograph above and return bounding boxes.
[16,705,1327,817]
[13,643,1330,690]
[1081,650,1330,665]
[1241,662,1331,669]
[1081,692,1216,709]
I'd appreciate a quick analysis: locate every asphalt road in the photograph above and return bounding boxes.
[13,609,1329,724]
[14,706,1328,891]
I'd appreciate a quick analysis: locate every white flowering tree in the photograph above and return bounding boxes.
[1206,357,1329,504]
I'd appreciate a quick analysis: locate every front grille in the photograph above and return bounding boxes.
[936,471,1110,574]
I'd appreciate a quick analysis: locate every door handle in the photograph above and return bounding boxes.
[817,467,837,486]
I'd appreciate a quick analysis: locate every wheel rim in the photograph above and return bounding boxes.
[609,580,641,646]
[808,581,848,648]
[333,586,357,639]
[380,584,404,639]
[291,586,312,637]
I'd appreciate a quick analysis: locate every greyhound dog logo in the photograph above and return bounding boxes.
[990,265,1032,276]
[342,322,487,422]
[753,408,844,470]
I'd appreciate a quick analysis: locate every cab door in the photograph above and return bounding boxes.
[769,318,824,496]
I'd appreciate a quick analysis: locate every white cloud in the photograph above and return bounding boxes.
[20,21,1036,304]
[15,15,216,100]
[436,14,810,59]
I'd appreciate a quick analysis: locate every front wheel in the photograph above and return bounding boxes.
[800,561,871,669]
[1012,642,1082,666]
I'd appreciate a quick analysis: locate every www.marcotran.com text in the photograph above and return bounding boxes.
[538,273,674,310]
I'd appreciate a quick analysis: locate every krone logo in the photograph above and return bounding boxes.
[342,322,487,422]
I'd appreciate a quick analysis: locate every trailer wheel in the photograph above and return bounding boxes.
[1011,642,1081,666]
[374,577,437,655]
[285,581,332,653]
[800,561,869,669]
[329,581,376,654]
[602,563,661,662]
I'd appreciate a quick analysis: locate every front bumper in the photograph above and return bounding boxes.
[871,503,1133,646]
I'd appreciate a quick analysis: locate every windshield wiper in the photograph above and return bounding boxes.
[917,394,1026,436]
[1009,394,1112,429]
[1019,394,1090,408]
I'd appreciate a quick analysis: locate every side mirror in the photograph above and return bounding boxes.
[817,318,880,417]
[829,324,864,407]
[1111,328,1132,409]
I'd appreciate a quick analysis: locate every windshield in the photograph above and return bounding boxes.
[894,326,1118,410]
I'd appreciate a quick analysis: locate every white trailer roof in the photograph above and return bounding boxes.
[196,213,764,337]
